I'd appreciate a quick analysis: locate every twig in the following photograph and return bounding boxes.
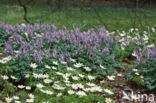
[17,0,30,23]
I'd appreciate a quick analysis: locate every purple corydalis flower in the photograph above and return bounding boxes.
[9,34,24,44]
[1,22,124,64]
[3,42,14,55]
[102,47,109,57]
[102,44,110,57]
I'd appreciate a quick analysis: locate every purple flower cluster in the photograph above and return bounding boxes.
[134,46,156,65]
[0,22,120,64]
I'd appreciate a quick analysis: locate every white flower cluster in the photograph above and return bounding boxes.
[1,75,17,80]
[2,59,116,102]
[76,91,87,97]
[86,82,96,87]
[40,89,53,95]
[67,67,75,71]
[36,83,44,88]
[132,68,144,79]
[104,89,114,95]
[26,94,35,103]
[61,61,67,65]
[33,73,49,79]
[52,84,66,90]
[72,76,79,80]
[0,56,12,64]
[18,85,31,90]
[56,72,64,76]
[5,94,34,103]
[74,63,83,68]
[89,86,103,92]
[83,67,92,72]
[62,73,71,80]
[88,75,96,81]
[44,79,52,84]
[5,96,20,103]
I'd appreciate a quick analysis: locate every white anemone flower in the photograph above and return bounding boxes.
[52,84,65,90]
[29,94,35,99]
[25,86,31,90]
[143,35,149,41]
[45,90,53,95]
[10,75,16,80]
[13,96,19,100]
[84,67,92,72]
[100,65,106,69]
[72,76,79,80]
[86,82,96,87]
[152,28,155,32]
[14,101,21,103]
[105,98,112,103]
[132,69,138,72]
[90,86,103,92]
[0,60,7,64]
[71,84,78,90]
[26,98,34,103]
[57,93,62,97]
[18,85,25,89]
[61,61,67,65]
[25,32,28,37]
[70,58,76,62]
[51,66,57,70]
[67,67,74,71]
[5,97,12,103]
[120,33,125,37]
[88,75,95,81]
[74,63,83,68]
[36,83,44,88]
[140,75,144,79]
[76,83,84,89]
[76,91,87,97]
[104,89,114,95]
[53,61,58,65]
[1,75,9,80]
[107,75,115,81]
[78,74,84,78]
[25,74,30,78]
[30,63,37,69]
[135,72,139,75]
[44,79,52,84]
[21,23,26,27]
[3,56,12,61]
[117,73,122,77]
[132,51,137,57]
[68,90,75,95]
[147,44,154,48]
[83,88,90,92]
[45,65,51,69]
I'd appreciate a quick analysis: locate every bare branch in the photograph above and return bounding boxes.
[17,0,31,23]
